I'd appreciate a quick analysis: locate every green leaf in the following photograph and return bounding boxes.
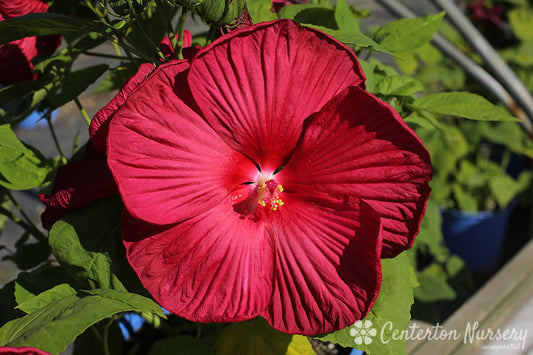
[412,198,447,262]
[0,289,163,354]
[413,266,457,302]
[218,317,314,355]
[245,0,277,23]
[316,253,414,355]
[331,32,393,54]
[49,197,142,292]
[150,336,210,355]
[82,289,164,314]
[16,284,77,314]
[373,76,423,96]
[0,124,51,190]
[412,92,521,122]
[92,65,138,95]
[374,12,445,53]
[452,185,479,212]
[0,13,103,45]
[0,81,39,105]
[334,0,360,33]
[516,171,533,193]
[14,282,35,308]
[279,5,337,30]
[489,174,519,209]
[480,122,528,156]
[403,112,443,130]
[47,64,109,112]
[15,265,73,303]
[509,7,533,42]
[109,0,149,16]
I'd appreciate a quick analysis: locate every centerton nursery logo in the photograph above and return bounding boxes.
[349,321,529,350]
[350,320,378,345]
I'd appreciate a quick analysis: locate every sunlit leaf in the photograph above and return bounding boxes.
[375,13,444,53]
[0,289,164,354]
[16,284,77,314]
[49,197,142,292]
[316,253,415,355]
[0,124,50,190]
[218,318,314,355]
[412,92,521,122]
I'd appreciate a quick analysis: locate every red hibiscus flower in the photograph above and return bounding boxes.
[0,0,61,85]
[102,20,431,335]
[39,63,156,229]
[0,347,51,355]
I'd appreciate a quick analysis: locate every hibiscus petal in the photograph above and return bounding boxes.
[0,39,37,85]
[188,20,365,171]
[40,157,117,230]
[107,61,257,225]
[263,196,382,335]
[89,62,155,154]
[122,199,273,322]
[281,86,432,258]
[0,0,49,19]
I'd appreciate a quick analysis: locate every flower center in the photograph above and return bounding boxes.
[256,178,284,211]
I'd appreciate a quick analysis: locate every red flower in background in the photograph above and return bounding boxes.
[0,347,51,355]
[101,20,432,334]
[0,0,61,85]
[272,0,309,12]
[468,0,504,27]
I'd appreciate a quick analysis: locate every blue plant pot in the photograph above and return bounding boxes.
[441,200,517,274]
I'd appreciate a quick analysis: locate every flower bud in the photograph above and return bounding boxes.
[196,0,246,27]
[108,0,149,16]
[170,0,202,7]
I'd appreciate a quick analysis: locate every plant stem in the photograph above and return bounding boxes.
[2,191,46,242]
[85,0,151,64]
[195,323,202,339]
[111,36,156,63]
[74,98,91,125]
[175,6,188,60]
[102,318,113,355]
[46,115,66,163]
[157,0,181,59]
[90,325,104,345]
[206,26,217,46]
[82,51,130,60]
[84,0,104,18]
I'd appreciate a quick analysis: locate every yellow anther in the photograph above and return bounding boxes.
[256,179,285,211]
